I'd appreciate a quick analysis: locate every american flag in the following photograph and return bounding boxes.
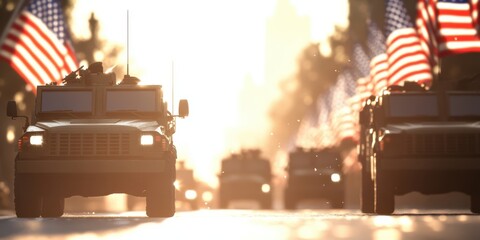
[416,0,439,69]
[367,22,388,95]
[317,88,335,148]
[0,0,77,92]
[435,0,480,56]
[351,44,372,115]
[330,69,357,145]
[472,0,479,31]
[385,0,432,87]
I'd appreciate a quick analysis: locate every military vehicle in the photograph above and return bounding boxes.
[175,161,199,210]
[6,62,189,218]
[218,149,272,209]
[284,147,345,209]
[361,81,480,214]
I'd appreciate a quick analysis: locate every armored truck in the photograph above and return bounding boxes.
[6,62,189,218]
[361,82,480,214]
[218,149,272,209]
[284,147,345,209]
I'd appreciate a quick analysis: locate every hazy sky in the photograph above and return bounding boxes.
[70,0,348,186]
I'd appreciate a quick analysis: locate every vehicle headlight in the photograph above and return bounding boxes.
[185,189,197,200]
[261,183,271,193]
[202,191,213,202]
[331,173,341,183]
[140,134,154,145]
[30,135,43,146]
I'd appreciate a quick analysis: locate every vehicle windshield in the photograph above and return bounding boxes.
[41,90,93,113]
[387,94,438,118]
[222,159,270,175]
[289,153,312,169]
[106,90,157,112]
[448,94,480,117]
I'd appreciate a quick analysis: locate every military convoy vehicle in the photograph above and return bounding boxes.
[360,81,480,214]
[6,62,189,218]
[284,147,345,209]
[175,161,199,210]
[218,149,272,209]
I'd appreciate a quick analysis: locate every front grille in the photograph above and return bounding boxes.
[404,133,479,156]
[48,133,130,156]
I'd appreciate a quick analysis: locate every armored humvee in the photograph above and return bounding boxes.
[6,62,189,218]
[284,147,345,209]
[361,82,480,214]
[218,149,272,209]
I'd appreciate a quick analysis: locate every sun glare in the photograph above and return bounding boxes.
[71,0,348,187]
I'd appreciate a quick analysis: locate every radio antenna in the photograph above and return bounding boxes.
[172,60,174,114]
[126,10,130,76]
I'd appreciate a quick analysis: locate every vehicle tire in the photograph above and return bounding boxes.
[14,174,42,218]
[41,196,64,218]
[361,169,375,213]
[374,172,394,215]
[470,194,480,214]
[284,191,296,210]
[146,176,175,218]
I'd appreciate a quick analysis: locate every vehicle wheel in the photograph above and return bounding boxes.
[41,196,64,218]
[14,174,42,218]
[361,169,375,213]
[284,191,296,210]
[471,194,480,214]
[146,177,175,218]
[374,172,394,215]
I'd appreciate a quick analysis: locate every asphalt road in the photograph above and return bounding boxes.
[1,209,480,240]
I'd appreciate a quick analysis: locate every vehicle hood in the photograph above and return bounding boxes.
[384,122,480,134]
[30,119,160,133]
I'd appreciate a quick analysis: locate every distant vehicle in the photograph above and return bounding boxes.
[175,161,199,210]
[218,149,272,209]
[360,81,480,214]
[284,147,345,209]
[6,62,189,218]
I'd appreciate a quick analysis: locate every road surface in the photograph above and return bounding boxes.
[1,209,480,240]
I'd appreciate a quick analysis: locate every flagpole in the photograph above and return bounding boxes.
[0,0,28,46]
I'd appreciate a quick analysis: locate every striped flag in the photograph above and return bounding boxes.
[0,0,78,92]
[435,0,480,56]
[367,22,389,95]
[385,0,432,87]
[317,88,335,148]
[472,0,479,31]
[330,69,357,145]
[351,44,372,115]
[416,0,439,67]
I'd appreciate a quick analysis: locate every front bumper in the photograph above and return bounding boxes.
[16,159,166,173]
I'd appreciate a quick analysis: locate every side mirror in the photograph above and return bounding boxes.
[7,101,18,118]
[178,99,189,118]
